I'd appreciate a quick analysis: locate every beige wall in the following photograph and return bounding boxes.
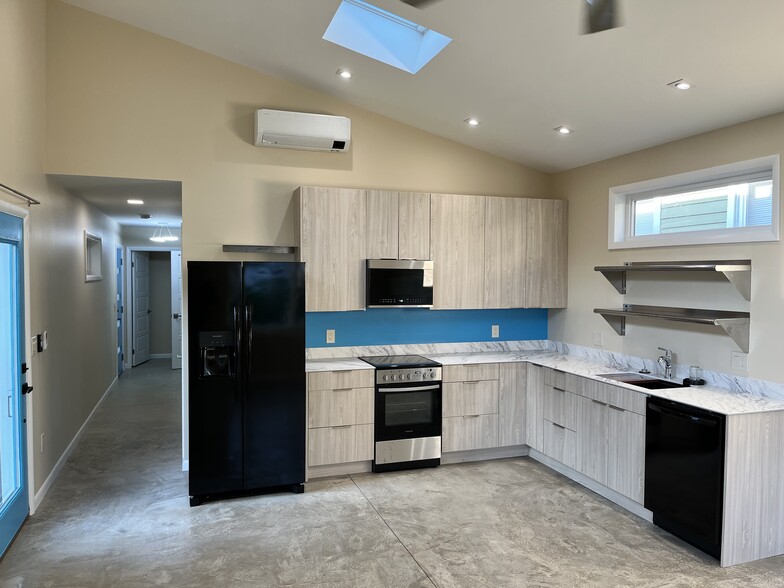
[551,112,784,383]
[1,0,120,497]
[149,252,172,356]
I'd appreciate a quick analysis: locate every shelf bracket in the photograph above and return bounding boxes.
[717,267,751,302]
[596,311,626,336]
[599,269,627,294]
[714,318,750,353]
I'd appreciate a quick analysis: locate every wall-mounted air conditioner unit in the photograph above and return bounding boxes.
[254,109,351,153]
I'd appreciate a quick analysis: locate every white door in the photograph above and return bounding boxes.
[170,250,182,370]
[132,251,151,366]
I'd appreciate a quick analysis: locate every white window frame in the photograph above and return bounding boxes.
[608,155,780,250]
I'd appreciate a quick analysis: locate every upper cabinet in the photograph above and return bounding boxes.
[367,191,430,260]
[430,193,486,309]
[525,199,568,308]
[485,196,527,308]
[296,186,367,312]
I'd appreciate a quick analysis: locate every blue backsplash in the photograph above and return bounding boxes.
[306,308,548,348]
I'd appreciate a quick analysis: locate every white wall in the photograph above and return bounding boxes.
[551,112,784,384]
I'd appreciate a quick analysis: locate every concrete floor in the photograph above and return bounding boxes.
[2,359,784,587]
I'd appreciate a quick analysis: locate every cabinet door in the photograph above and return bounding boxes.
[442,414,498,452]
[576,396,608,485]
[308,424,373,466]
[525,365,545,451]
[606,407,645,503]
[308,388,374,428]
[484,196,527,308]
[525,199,567,308]
[399,192,430,260]
[298,187,367,311]
[367,190,399,260]
[430,194,485,309]
[442,381,498,417]
[499,363,526,446]
[543,420,577,469]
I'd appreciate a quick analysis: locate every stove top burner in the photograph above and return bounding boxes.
[358,354,441,369]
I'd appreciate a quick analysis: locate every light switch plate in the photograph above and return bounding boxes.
[731,351,747,372]
[326,329,335,344]
[593,331,603,347]
[491,325,500,338]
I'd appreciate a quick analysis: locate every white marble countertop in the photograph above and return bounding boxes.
[306,347,784,416]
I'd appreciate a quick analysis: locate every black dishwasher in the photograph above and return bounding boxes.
[644,397,726,559]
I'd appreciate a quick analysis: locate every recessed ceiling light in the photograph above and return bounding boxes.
[336,68,352,79]
[554,126,573,135]
[465,118,480,127]
[668,79,692,90]
[127,199,144,205]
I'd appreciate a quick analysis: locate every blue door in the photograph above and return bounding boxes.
[0,211,28,555]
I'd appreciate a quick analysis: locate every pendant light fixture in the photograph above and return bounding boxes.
[150,223,179,243]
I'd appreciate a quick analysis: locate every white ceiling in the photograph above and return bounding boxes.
[48,174,182,227]
[61,0,784,173]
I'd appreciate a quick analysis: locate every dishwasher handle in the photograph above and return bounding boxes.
[648,402,719,427]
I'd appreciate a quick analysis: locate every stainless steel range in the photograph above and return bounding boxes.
[358,355,442,472]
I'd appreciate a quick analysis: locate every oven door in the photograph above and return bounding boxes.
[375,382,441,442]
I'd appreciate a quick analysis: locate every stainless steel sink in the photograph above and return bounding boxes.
[596,372,688,390]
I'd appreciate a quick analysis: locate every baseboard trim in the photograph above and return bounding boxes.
[307,461,372,480]
[32,376,118,514]
[528,448,653,522]
[442,445,528,465]
[150,354,172,360]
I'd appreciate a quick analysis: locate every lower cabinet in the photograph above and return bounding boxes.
[307,370,374,467]
[443,414,499,452]
[543,419,577,469]
[442,363,500,452]
[499,363,526,446]
[525,365,545,451]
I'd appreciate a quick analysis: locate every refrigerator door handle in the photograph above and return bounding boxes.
[245,305,253,383]
[233,305,241,400]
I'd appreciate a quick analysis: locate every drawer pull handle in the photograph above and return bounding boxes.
[553,369,565,375]
[464,381,480,385]
[331,424,352,429]
[552,422,566,430]
[608,404,625,412]
[592,399,607,406]
[553,387,566,393]
[333,388,353,392]
[463,414,481,419]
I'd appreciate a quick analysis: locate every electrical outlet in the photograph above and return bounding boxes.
[326,329,335,344]
[40,433,45,453]
[593,331,604,347]
[491,324,500,338]
[731,351,747,372]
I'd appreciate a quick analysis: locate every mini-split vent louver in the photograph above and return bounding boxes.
[254,109,351,153]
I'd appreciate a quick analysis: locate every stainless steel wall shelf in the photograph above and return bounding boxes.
[594,304,750,352]
[594,260,751,301]
[223,245,297,254]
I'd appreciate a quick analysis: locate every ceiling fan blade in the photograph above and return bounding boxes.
[584,0,618,34]
[399,0,441,7]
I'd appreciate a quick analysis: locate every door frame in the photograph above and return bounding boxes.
[0,200,35,516]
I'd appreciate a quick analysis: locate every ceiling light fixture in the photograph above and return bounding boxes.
[150,224,179,243]
[668,79,692,90]
[127,199,144,205]
[465,118,480,126]
[554,126,573,135]
[336,68,352,79]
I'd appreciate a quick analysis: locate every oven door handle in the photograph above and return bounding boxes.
[378,384,440,393]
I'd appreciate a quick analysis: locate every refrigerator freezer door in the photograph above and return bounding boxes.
[242,262,306,489]
[187,261,243,498]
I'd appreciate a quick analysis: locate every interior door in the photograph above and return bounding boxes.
[132,251,151,366]
[116,247,124,376]
[0,210,29,556]
[170,250,182,370]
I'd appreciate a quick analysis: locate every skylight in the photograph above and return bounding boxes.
[323,0,452,74]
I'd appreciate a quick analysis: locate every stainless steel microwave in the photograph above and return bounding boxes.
[366,260,433,308]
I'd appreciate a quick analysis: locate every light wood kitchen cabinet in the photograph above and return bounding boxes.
[307,369,374,467]
[525,199,568,308]
[296,186,367,311]
[525,365,545,451]
[430,193,485,309]
[484,196,527,308]
[442,362,499,452]
[606,405,645,503]
[367,191,431,260]
[575,395,609,485]
[543,419,577,469]
[498,363,526,446]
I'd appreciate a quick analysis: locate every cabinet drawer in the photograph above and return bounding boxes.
[442,380,499,417]
[308,369,374,391]
[442,414,498,452]
[543,419,577,469]
[544,368,580,393]
[443,363,499,383]
[307,424,373,467]
[573,376,646,415]
[308,387,373,428]
[543,387,578,430]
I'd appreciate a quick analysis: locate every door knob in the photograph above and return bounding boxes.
[172,313,181,319]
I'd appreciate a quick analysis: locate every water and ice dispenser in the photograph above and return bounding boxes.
[198,331,235,378]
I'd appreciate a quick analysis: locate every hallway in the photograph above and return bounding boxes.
[2,361,784,587]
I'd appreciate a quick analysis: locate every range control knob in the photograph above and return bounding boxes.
[383,375,389,381]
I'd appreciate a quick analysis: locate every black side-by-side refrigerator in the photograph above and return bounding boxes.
[187,261,306,506]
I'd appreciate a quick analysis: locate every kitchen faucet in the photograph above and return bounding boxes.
[657,347,673,379]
